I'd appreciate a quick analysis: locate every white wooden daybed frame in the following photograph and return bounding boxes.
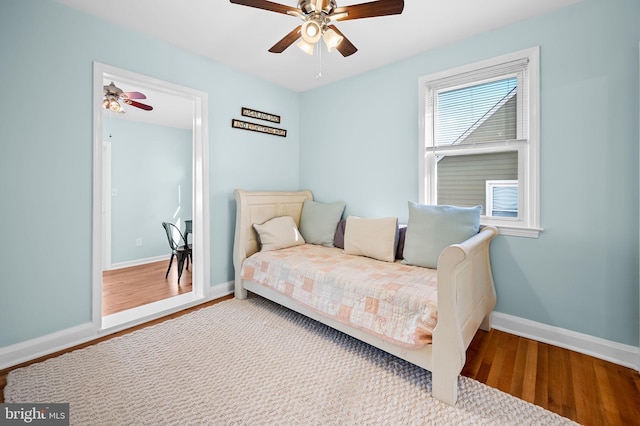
[232,189,498,405]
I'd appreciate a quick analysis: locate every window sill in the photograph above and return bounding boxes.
[486,224,542,238]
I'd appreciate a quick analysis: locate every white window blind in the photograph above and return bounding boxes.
[436,77,518,147]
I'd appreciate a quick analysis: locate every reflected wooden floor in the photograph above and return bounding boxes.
[102,259,192,316]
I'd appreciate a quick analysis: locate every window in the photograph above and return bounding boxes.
[486,180,518,218]
[419,47,541,237]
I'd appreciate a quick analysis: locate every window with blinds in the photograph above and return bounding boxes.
[419,48,541,237]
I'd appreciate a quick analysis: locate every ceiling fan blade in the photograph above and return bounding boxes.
[229,0,298,15]
[269,25,302,53]
[331,0,404,21]
[121,91,146,100]
[327,25,357,57]
[124,99,153,111]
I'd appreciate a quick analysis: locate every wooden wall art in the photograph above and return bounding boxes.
[232,119,287,137]
[232,107,286,137]
[241,107,280,124]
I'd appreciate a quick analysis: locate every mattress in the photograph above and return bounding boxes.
[240,244,438,348]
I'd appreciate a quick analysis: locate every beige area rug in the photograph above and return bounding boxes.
[5,297,578,425]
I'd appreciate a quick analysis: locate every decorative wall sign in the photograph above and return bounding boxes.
[232,119,287,137]
[241,107,281,123]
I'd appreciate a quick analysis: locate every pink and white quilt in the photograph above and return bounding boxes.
[241,244,438,348]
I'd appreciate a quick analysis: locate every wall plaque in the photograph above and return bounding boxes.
[232,119,287,137]
[241,107,281,123]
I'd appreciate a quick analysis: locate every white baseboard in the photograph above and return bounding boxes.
[0,323,96,370]
[107,254,170,271]
[0,281,234,370]
[491,312,640,371]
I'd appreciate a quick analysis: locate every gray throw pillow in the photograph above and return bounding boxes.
[299,200,346,247]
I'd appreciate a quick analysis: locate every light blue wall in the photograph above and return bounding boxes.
[1,0,638,352]
[0,0,300,346]
[300,0,640,346]
[104,118,192,264]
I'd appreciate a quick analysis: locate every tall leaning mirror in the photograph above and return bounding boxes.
[92,62,209,330]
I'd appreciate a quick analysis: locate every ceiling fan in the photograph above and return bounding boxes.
[103,82,153,114]
[230,0,404,57]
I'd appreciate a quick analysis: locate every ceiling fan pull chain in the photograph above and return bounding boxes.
[315,44,323,79]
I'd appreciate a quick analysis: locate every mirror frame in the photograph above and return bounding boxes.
[92,62,210,330]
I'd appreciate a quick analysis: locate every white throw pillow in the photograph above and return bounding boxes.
[253,216,305,251]
[344,216,398,262]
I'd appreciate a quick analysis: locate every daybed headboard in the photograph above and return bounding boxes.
[233,189,313,272]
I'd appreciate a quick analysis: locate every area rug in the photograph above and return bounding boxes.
[5,297,577,425]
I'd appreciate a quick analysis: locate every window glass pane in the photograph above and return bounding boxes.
[436,151,518,214]
[436,77,517,147]
[491,185,518,217]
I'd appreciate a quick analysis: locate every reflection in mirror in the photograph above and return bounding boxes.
[102,79,193,273]
[92,62,209,329]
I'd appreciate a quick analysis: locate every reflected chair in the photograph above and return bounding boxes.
[184,219,192,247]
[162,222,192,285]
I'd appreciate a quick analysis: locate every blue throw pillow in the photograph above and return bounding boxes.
[299,200,346,247]
[403,201,481,269]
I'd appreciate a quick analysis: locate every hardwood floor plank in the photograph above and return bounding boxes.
[485,344,505,388]
[521,339,538,404]
[496,332,518,394]
[474,330,499,384]
[533,342,549,408]
[461,329,489,378]
[593,359,623,425]
[609,362,640,425]
[546,344,566,416]
[570,350,596,425]
[509,337,528,398]
[560,346,577,421]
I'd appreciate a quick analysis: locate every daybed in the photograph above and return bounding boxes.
[233,189,498,405]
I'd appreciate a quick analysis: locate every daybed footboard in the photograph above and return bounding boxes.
[431,225,498,405]
[232,189,498,406]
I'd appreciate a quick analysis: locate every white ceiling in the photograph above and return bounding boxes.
[59,0,582,92]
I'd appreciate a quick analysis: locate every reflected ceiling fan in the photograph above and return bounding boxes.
[103,82,153,114]
[230,0,404,57]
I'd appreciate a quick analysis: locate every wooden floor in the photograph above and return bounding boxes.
[463,328,640,426]
[2,286,639,424]
[102,258,192,316]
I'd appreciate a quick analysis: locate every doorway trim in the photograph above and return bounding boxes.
[103,140,112,270]
[92,62,210,332]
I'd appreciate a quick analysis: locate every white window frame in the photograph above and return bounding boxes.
[486,179,518,218]
[418,47,542,238]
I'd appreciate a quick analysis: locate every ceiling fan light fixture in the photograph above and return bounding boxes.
[296,38,315,55]
[109,99,121,112]
[300,20,321,44]
[322,28,343,52]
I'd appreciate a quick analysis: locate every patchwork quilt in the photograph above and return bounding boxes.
[241,244,438,348]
